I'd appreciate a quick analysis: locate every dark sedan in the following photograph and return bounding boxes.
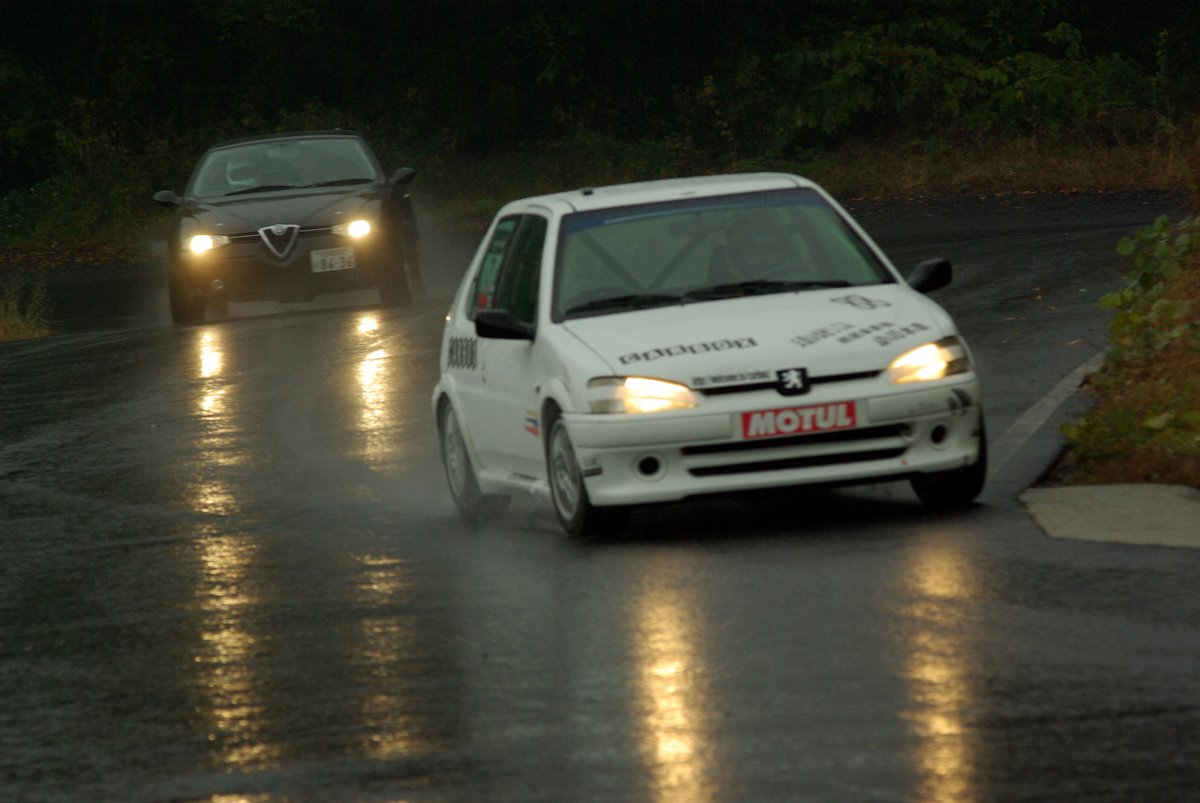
[153,131,421,325]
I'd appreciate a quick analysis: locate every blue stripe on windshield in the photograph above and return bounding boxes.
[562,188,824,235]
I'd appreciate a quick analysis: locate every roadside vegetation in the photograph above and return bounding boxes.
[1,1,1199,486]
[1055,215,1200,486]
[0,277,49,341]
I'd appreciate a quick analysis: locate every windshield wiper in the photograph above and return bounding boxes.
[564,293,683,317]
[298,178,374,188]
[684,279,852,300]
[224,184,297,196]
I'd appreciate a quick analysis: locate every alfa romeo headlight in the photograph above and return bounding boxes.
[333,219,372,239]
[188,234,230,254]
[587,376,698,413]
[888,337,970,384]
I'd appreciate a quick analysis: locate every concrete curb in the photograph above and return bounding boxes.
[1020,484,1200,549]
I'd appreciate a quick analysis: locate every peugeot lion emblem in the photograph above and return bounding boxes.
[776,367,811,396]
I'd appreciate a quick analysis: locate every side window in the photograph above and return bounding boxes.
[494,216,547,326]
[469,216,519,318]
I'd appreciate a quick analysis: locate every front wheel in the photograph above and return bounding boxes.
[439,401,509,523]
[910,416,988,509]
[545,407,625,536]
[168,272,205,325]
[380,240,418,307]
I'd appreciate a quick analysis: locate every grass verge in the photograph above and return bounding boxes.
[0,277,51,341]
[1053,214,1200,487]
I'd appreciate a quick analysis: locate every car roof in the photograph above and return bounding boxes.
[505,172,817,215]
[205,130,367,152]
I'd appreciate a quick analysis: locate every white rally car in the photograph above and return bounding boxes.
[433,173,985,535]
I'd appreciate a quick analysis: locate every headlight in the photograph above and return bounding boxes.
[188,234,230,254]
[332,219,372,239]
[887,337,970,384]
[587,376,698,413]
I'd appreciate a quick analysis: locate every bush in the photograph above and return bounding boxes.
[1059,216,1200,485]
[0,276,50,341]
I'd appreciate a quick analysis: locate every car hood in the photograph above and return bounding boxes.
[181,186,382,235]
[560,284,952,388]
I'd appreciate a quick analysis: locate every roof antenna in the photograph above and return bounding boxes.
[581,187,594,196]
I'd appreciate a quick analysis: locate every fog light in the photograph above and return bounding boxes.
[929,422,951,449]
[635,454,666,481]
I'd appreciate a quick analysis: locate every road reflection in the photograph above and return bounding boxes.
[900,535,979,802]
[352,553,430,759]
[192,534,279,768]
[191,328,240,515]
[633,565,717,802]
[353,313,397,469]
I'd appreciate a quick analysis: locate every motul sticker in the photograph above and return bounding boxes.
[740,401,857,439]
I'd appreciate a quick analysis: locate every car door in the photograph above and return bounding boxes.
[452,212,548,479]
[475,213,549,480]
[450,215,519,472]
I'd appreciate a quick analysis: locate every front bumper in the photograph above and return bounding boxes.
[563,378,983,506]
[176,231,394,302]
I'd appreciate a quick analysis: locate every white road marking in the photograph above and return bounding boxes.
[988,351,1105,477]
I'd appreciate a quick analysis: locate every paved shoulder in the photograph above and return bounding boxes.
[1021,484,1200,549]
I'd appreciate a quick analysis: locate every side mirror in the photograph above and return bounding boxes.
[153,190,180,207]
[388,167,417,188]
[908,258,952,293]
[475,309,534,341]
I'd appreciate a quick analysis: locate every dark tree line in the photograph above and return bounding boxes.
[1,0,1199,237]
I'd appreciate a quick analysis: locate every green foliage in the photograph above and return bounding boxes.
[1060,216,1200,480]
[0,275,49,341]
[1,2,1198,242]
[1101,215,1200,360]
[0,51,60,192]
[688,18,1151,161]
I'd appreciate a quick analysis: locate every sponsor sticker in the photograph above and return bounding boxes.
[691,369,771,389]
[619,337,757,365]
[831,294,891,311]
[447,336,478,369]
[873,321,930,347]
[836,321,894,345]
[740,400,857,439]
[791,322,853,348]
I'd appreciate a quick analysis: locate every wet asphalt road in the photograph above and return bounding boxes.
[3,194,1200,802]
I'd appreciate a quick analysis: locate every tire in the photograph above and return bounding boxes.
[168,272,205,325]
[405,247,425,301]
[911,415,988,509]
[379,241,415,308]
[439,401,509,523]
[208,294,229,322]
[545,406,625,536]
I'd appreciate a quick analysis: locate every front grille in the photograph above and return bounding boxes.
[688,447,906,477]
[699,369,882,396]
[226,226,332,252]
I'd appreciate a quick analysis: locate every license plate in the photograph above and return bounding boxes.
[311,247,355,272]
[740,400,857,439]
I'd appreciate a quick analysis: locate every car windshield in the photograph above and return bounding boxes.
[187,136,382,198]
[553,188,893,320]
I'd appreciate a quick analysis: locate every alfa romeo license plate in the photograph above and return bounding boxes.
[311,247,355,272]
